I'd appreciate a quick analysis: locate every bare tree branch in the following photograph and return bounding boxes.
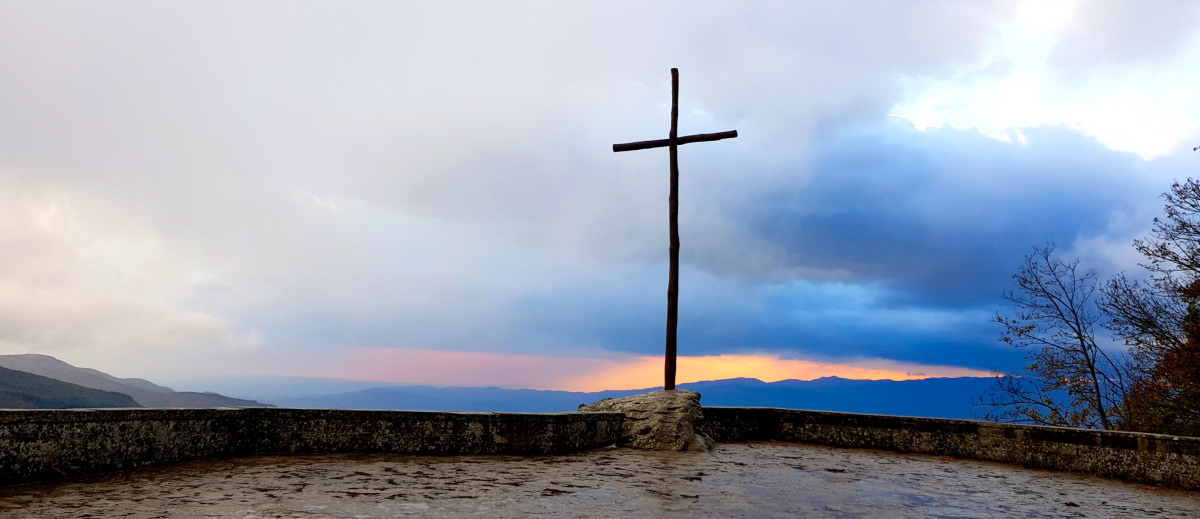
[984,244,1128,430]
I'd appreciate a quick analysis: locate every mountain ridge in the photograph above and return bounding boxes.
[0,354,269,408]
[249,375,996,419]
[4,353,997,418]
[0,366,141,409]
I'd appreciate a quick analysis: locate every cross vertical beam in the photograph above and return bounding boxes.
[666,69,680,391]
[612,68,738,391]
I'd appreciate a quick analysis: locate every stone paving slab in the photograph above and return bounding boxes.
[0,441,1197,518]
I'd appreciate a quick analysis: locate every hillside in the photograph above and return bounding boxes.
[0,354,269,408]
[0,366,141,409]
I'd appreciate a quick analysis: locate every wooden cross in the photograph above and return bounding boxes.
[612,68,738,391]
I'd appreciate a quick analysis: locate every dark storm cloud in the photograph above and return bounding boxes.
[728,121,1164,306]
[513,262,1021,371]
[509,120,1192,372]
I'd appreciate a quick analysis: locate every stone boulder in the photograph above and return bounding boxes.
[578,389,715,452]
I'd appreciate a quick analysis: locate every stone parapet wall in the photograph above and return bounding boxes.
[0,408,245,486]
[4,405,1197,489]
[701,407,1200,490]
[244,408,621,455]
[0,408,624,486]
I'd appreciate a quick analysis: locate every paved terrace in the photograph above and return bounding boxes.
[1,441,1197,518]
[3,407,1199,517]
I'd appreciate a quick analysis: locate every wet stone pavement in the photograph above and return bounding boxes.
[0,441,1197,518]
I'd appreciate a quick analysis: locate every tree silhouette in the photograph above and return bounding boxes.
[979,245,1128,429]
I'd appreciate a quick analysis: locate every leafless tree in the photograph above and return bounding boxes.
[978,244,1129,429]
[1100,179,1200,435]
[1134,179,1200,277]
[1101,273,1184,381]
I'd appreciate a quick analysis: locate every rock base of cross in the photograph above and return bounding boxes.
[578,389,715,452]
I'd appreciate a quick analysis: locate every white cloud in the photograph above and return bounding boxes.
[891,0,1200,158]
[288,190,339,213]
[0,170,254,376]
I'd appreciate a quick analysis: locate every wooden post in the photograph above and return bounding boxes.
[666,68,680,391]
[611,68,737,392]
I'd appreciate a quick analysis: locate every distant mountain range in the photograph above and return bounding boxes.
[0,366,140,409]
[272,383,642,412]
[180,374,998,420]
[1,353,1000,419]
[0,354,268,408]
[683,377,997,419]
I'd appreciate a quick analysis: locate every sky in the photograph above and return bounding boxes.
[2,0,1199,391]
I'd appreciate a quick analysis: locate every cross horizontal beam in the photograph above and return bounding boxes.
[612,130,738,153]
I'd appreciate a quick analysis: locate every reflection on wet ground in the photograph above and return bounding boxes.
[1,441,1197,518]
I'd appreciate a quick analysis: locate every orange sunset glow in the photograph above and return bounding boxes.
[562,354,991,392]
[308,347,991,392]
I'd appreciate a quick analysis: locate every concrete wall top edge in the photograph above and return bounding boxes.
[703,406,1200,453]
[0,408,625,425]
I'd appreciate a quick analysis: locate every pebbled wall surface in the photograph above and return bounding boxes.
[0,408,624,486]
[701,407,1200,490]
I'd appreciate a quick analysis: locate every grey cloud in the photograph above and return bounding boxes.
[1051,0,1200,68]
[0,1,1010,223]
